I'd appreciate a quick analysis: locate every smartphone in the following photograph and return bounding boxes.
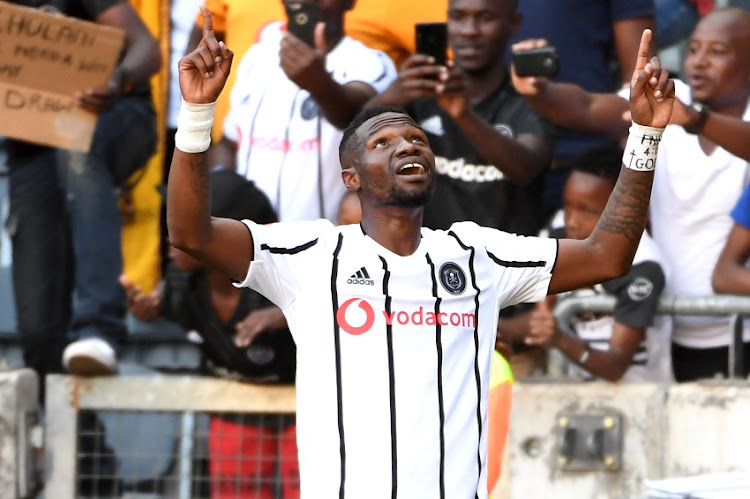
[512,46,560,78]
[285,1,320,47]
[415,22,448,66]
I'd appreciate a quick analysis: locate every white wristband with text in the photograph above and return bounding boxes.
[622,122,665,172]
[174,99,216,153]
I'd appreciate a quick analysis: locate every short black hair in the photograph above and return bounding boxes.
[558,145,623,185]
[338,105,413,167]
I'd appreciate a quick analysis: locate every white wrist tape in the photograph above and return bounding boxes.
[175,99,216,153]
[622,122,665,172]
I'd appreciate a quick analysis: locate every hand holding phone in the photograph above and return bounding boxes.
[415,22,447,67]
[512,46,560,78]
[285,1,320,47]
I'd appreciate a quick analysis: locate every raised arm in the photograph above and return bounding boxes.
[167,6,252,282]
[548,29,675,295]
[510,39,630,141]
[671,99,750,162]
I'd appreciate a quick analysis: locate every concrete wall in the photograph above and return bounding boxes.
[0,369,38,499]
[494,380,750,499]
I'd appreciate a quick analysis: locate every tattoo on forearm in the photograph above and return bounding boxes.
[596,167,653,246]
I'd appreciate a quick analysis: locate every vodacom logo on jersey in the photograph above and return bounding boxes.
[336,298,476,336]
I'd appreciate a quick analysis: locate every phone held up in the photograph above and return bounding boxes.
[415,22,448,67]
[512,46,560,78]
[285,1,320,47]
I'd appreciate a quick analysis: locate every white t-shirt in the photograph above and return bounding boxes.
[223,23,396,222]
[620,81,750,348]
[167,0,202,128]
[237,220,558,499]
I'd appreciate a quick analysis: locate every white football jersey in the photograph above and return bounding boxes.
[237,220,557,498]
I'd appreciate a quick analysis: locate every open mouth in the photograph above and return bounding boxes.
[397,162,426,175]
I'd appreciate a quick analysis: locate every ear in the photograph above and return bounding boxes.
[342,168,361,192]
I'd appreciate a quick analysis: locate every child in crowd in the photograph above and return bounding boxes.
[500,147,673,382]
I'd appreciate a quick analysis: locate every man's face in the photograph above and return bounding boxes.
[447,0,519,75]
[683,10,750,106]
[346,113,436,208]
[562,171,613,241]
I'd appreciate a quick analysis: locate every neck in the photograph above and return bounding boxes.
[360,207,423,256]
[464,63,507,105]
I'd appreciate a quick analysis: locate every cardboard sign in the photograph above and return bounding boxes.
[0,1,125,151]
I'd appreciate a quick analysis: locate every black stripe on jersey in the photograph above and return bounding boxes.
[330,234,347,498]
[448,231,482,498]
[426,253,446,499]
[260,238,318,255]
[378,255,398,499]
[487,250,546,268]
[551,240,560,274]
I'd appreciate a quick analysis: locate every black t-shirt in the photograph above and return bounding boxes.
[407,77,553,235]
[163,266,296,383]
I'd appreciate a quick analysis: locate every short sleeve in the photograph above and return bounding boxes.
[731,183,750,230]
[452,223,558,307]
[234,219,331,309]
[601,260,665,328]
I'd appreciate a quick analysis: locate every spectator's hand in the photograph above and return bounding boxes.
[75,67,129,113]
[495,334,513,359]
[436,61,470,119]
[234,306,287,348]
[509,38,551,97]
[523,301,560,347]
[178,5,234,104]
[376,54,444,107]
[280,22,329,93]
[667,97,692,127]
[629,29,674,128]
[119,274,163,322]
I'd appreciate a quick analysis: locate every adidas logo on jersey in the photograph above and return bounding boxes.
[347,267,374,286]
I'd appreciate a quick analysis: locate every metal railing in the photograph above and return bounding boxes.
[44,374,296,498]
[553,294,750,379]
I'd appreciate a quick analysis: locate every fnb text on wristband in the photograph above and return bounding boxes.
[622,122,665,172]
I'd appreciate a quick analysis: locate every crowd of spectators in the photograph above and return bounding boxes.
[1,0,750,495]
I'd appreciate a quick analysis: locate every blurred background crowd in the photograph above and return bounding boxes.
[2,0,750,496]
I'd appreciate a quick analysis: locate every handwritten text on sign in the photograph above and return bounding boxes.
[0,1,125,151]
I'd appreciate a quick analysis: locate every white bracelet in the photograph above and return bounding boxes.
[174,99,216,153]
[622,122,665,172]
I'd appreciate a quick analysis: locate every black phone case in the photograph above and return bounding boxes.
[415,22,448,66]
[512,47,561,78]
[285,1,319,47]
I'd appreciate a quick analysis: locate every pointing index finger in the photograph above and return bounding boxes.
[631,29,652,85]
[200,5,214,39]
